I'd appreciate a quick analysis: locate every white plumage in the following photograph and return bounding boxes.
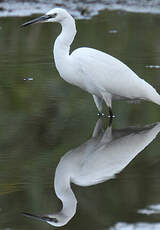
[22,120,160,226]
[21,8,160,117]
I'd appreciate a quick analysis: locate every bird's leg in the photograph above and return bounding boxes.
[106,107,115,126]
[92,95,104,117]
[92,119,104,138]
[102,93,115,119]
[98,112,104,118]
[108,107,114,118]
[108,115,113,127]
[107,107,115,126]
[101,125,112,143]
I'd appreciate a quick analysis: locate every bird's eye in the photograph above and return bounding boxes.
[52,13,57,17]
[52,217,58,223]
[48,13,57,18]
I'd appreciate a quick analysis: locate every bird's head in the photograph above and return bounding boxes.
[20,8,71,27]
[22,211,71,227]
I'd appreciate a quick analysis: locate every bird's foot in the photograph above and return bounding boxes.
[108,116,113,126]
[108,108,115,126]
[97,112,105,118]
[108,107,115,119]
[107,114,115,118]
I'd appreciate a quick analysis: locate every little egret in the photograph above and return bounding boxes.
[23,119,160,227]
[21,8,160,117]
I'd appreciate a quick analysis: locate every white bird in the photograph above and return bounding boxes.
[21,8,160,117]
[23,119,160,227]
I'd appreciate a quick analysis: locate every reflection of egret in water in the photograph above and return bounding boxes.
[23,120,160,227]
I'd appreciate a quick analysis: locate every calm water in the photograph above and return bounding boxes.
[0,10,160,230]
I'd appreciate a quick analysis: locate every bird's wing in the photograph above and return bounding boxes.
[71,47,152,99]
[74,122,160,186]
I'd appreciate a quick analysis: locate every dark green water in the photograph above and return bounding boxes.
[0,10,160,230]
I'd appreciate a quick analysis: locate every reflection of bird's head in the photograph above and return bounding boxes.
[22,212,70,227]
[22,121,160,228]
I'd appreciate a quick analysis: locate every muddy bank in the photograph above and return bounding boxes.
[0,0,160,18]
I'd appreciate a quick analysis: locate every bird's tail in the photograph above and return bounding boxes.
[150,91,160,106]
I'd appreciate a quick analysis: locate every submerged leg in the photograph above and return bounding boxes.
[109,107,114,118]
[92,119,104,138]
[92,95,104,117]
[101,126,112,143]
[102,93,115,118]
[108,114,113,126]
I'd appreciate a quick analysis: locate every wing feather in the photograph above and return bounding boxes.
[71,47,153,99]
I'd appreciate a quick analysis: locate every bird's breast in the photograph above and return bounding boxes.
[55,56,101,96]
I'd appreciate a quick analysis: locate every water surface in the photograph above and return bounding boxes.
[0,10,160,230]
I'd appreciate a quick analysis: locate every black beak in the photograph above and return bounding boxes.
[22,212,53,222]
[20,15,51,28]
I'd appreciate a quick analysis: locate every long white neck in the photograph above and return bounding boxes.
[53,15,76,65]
[54,164,77,226]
